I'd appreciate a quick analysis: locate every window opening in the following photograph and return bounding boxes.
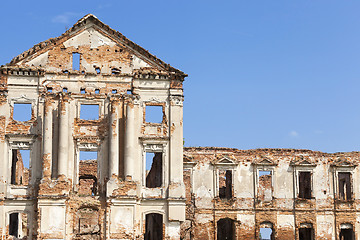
[258,170,272,202]
[127,90,132,95]
[340,224,354,240]
[95,67,101,74]
[112,89,117,94]
[47,87,53,93]
[299,223,314,240]
[217,218,234,240]
[78,151,98,196]
[9,213,19,237]
[111,68,120,74]
[13,103,32,121]
[146,152,162,188]
[145,105,163,123]
[144,213,163,240]
[80,104,99,120]
[260,222,274,240]
[63,87,68,93]
[95,89,100,94]
[80,88,86,94]
[299,171,312,199]
[11,149,30,185]
[72,53,80,71]
[219,170,232,199]
[338,172,351,201]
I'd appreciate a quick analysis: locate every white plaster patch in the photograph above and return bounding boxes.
[63,28,116,49]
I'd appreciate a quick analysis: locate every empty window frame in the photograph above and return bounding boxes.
[338,172,352,201]
[72,53,81,71]
[219,169,232,199]
[145,105,163,123]
[145,152,162,188]
[11,149,30,186]
[9,213,19,237]
[80,104,99,120]
[259,222,275,240]
[13,103,32,121]
[217,218,234,240]
[298,171,312,199]
[144,213,163,240]
[78,151,98,196]
[299,223,314,240]
[258,170,272,202]
[340,224,354,240]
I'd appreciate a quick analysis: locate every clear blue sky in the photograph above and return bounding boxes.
[1,0,360,153]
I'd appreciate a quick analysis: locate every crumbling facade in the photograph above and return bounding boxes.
[182,147,360,240]
[0,14,359,240]
[0,14,186,239]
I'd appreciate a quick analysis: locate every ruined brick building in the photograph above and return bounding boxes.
[0,14,359,240]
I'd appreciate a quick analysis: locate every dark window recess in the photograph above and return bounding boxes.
[72,53,80,71]
[338,172,352,201]
[299,228,313,240]
[78,151,98,196]
[145,105,163,123]
[299,172,312,199]
[13,103,32,121]
[95,89,100,94]
[340,229,354,240]
[127,90,132,95]
[80,104,99,120]
[219,170,232,199]
[47,87,53,93]
[146,152,162,188]
[80,88,86,94]
[95,67,101,74]
[63,87,68,93]
[11,149,30,185]
[9,213,19,237]
[258,171,272,202]
[112,89,117,94]
[217,218,234,240]
[144,213,163,240]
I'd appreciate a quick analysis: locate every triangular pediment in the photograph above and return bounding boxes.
[7,14,185,77]
[290,156,316,166]
[254,157,277,166]
[212,155,237,166]
[331,157,357,167]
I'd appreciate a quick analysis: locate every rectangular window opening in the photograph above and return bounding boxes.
[145,213,163,240]
[299,171,312,199]
[9,213,19,238]
[146,152,162,188]
[258,171,272,202]
[340,229,354,240]
[338,172,351,201]
[11,149,30,185]
[299,228,313,240]
[72,53,80,71]
[219,170,232,199]
[79,151,98,196]
[13,103,32,121]
[80,104,99,120]
[145,105,163,123]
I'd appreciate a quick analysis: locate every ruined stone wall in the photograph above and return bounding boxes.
[182,147,360,240]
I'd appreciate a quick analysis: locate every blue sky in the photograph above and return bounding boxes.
[1,1,360,153]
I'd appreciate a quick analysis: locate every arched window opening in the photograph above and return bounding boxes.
[340,223,354,240]
[144,213,163,240]
[299,223,314,240]
[260,222,274,240]
[217,218,234,240]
